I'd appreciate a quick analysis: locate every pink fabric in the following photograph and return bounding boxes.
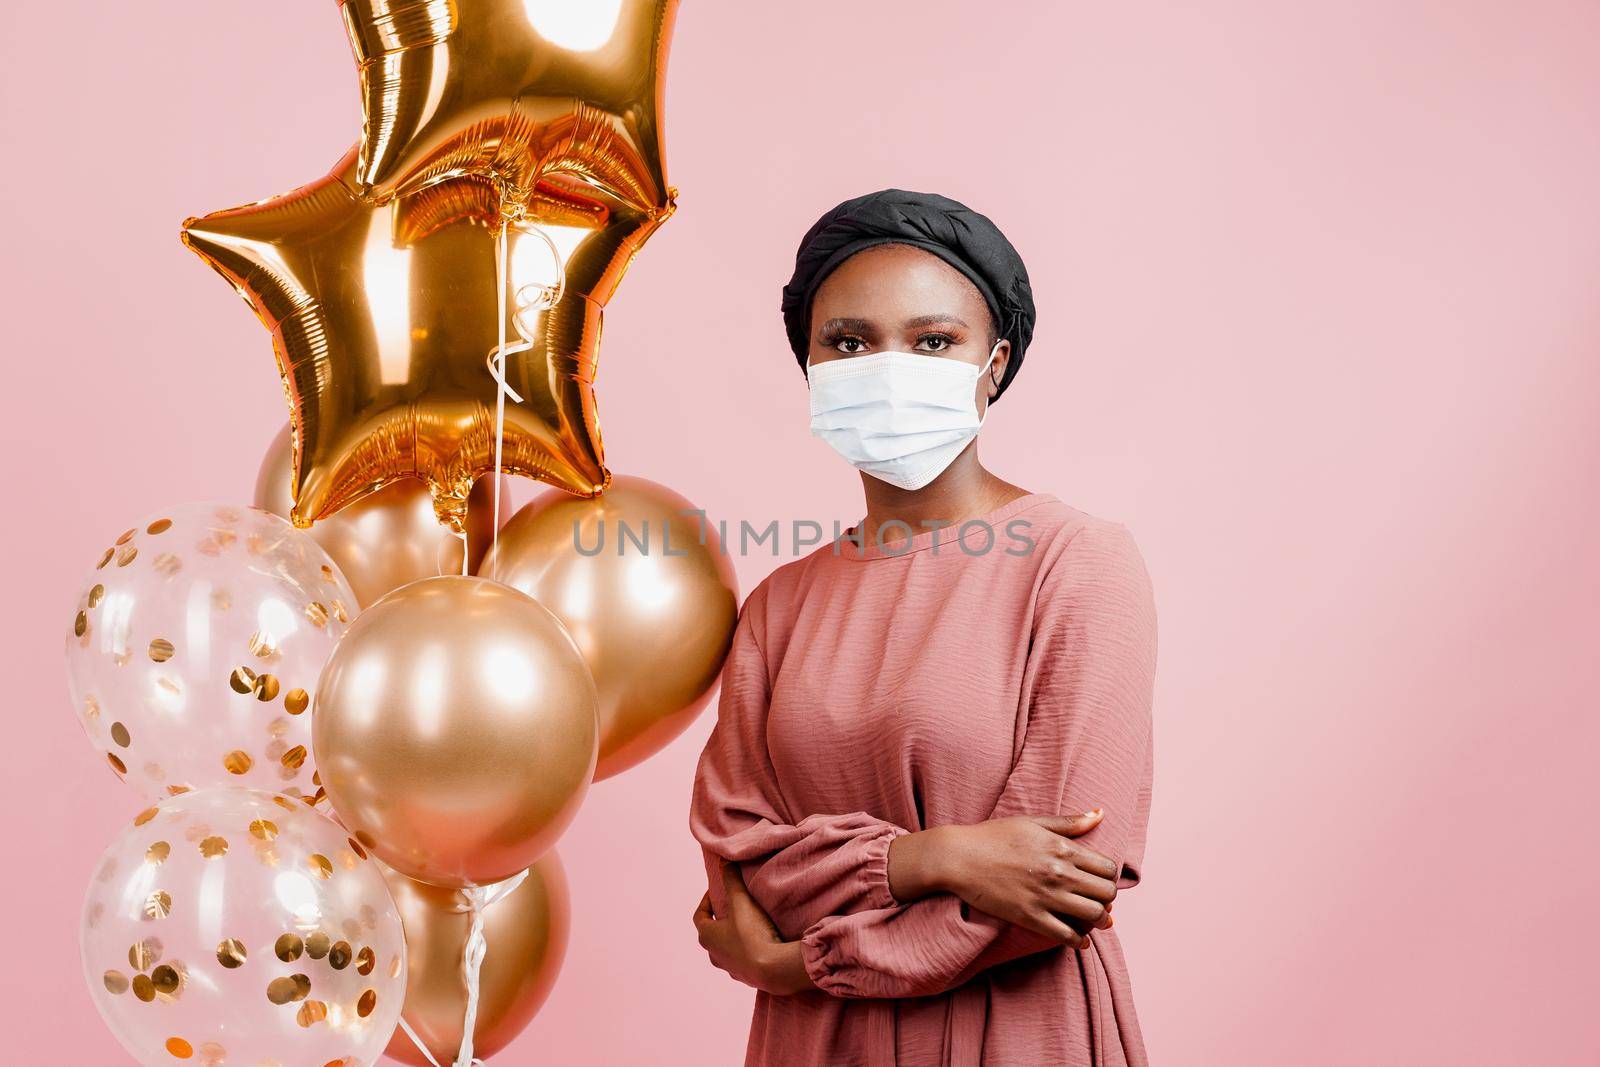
[690,494,1158,1066]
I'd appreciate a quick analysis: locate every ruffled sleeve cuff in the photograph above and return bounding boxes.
[856,822,909,911]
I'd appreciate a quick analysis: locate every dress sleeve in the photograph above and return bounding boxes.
[690,582,913,940]
[798,520,1158,999]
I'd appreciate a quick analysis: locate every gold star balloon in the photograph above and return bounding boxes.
[340,0,676,213]
[182,0,679,529]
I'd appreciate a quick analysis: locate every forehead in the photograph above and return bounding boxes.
[810,243,990,321]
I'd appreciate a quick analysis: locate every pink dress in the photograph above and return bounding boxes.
[690,493,1158,1067]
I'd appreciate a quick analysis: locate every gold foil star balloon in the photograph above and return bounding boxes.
[182,0,679,529]
[340,0,676,214]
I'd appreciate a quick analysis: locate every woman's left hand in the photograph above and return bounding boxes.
[694,859,816,995]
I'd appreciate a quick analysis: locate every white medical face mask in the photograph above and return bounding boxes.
[805,343,1000,491]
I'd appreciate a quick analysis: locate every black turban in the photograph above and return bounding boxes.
[780,188,1036,401]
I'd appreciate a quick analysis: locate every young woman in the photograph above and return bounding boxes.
[690,189,1157,1066]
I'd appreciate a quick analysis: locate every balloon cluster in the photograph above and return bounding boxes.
[68,3,737,1066]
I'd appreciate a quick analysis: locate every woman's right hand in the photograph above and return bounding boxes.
[889,809,1119,947]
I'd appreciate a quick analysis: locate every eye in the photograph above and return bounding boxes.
[915,333,957,353]
[830,336,870,354]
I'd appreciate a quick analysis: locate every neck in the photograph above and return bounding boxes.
[858,443,1028,547]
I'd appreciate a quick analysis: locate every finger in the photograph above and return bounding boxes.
[1045,835,1119,883]
[693,891,715,928]
[1013,908,1081,945]
[720,857,750,897]
[1032,809,1104,839]
[1062,866,1119,905]
[1096,907,1114,930]
[1043,889,1110,928]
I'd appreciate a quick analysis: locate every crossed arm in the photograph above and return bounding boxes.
[688,521,1157,1000]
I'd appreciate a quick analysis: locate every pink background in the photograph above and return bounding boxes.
[4,1,1598,1062]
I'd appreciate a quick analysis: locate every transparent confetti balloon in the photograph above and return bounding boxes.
[81,788,407,1066]
[65,503,357,803]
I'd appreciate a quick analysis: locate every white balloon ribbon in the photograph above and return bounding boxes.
[484,215,567,578]
[396,869,533,1067]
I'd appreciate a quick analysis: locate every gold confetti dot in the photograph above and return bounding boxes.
[321,564,337,583]
[87,583,106,608]
[144,891,172,920]
[272,795,298,812]
[229,666,257,694]
[223,751,253,775]
[216,938,247,968]
[96,548,114,569]
[305,602,329,628]
[306,931,331,959]
[134,807,158,827]
[116,528,137,546]
[250,819,278,841]
[266,974,311,1005]
[130,938,163,969]
[147,519,173,535]
[254,674,281,702]
[199,836,229,858]
[281,745,307,771]
[73,611,88,637]
[166,783,191,796]
[116,545,139,567]
[111,722,131,747]
[151,964,182,996]
[308,854,332,879]
[284,688,310,715]
[133,974,156,1002]
[328,941,352,970]
[84,695,101,721]
[149,638,175,663]
[248,631,278,659]
[347,837,368,860]
[211,589,232,611]
[107,752,127,775]
[357,988,377,1017]
[331,600,349,623]
[296,1000,327,1028]
[355,947,375,975]
[275,933,304,962]
[103,970,130,995]
[146,841,170,865]
[153,553,183,577]
[165,1036,193,1058]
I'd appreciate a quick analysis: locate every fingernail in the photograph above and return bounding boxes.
[1082,808,1102,818]
[1106,914,1115,927]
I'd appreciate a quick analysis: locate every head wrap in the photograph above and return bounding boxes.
[780,188,1036,401]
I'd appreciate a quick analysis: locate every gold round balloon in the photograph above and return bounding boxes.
[313,575,598,887]
[482,476,738,781]
[254,424,505,608]
[382,853,570,1067]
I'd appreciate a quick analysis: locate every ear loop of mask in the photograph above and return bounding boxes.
[976,339,1004,422]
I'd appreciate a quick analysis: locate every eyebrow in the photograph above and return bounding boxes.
[816,314,970,334]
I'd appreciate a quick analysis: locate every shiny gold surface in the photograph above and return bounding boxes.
[380,854,569,1066]
[313,576,598,887]
[255,425,504,607]
[182,0,679,529]
[484,477,737,780]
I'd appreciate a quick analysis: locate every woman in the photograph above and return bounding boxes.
[690,188,1157,1066]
